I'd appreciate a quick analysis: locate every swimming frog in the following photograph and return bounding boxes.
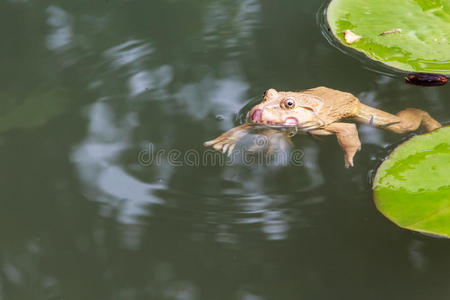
[204,87,441,167]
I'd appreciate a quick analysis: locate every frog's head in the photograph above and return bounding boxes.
[247,89,323,130]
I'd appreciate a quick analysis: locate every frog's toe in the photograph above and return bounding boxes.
[226,144,236,157]
[203,139,218,147]
[344,152,357,168]
[210,139,236,155]
[344,158,354,168]
[222,143,230,154]
[212,142,224,151]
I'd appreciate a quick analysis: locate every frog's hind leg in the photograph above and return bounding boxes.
[357,104,441,134]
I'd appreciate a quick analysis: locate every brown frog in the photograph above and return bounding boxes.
[204,87,441,167]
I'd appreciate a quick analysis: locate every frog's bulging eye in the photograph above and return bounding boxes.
[283,98,296,109]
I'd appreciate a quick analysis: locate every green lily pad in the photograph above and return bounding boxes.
[373,127,450,238]
[327,0,450,74]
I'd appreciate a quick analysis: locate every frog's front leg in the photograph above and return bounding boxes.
[204,124,293,157]
[310,123,361,168]
[204,123,251,156]
[357,104,441,133]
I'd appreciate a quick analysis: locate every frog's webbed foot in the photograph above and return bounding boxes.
[311,123,361,168]
[392,108,441,133]
[204,123,251,156]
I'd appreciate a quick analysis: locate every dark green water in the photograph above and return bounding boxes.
[0,0,449,299]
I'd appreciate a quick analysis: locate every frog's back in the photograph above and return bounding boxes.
[299,86,360,124]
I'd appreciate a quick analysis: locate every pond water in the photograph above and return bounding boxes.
[0,0,449,299]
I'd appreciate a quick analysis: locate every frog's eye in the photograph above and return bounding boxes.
[283,98,296,109]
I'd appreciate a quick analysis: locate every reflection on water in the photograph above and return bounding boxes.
[0,0,449,299]
[72,101,164,224]
[203,0,261,53]
[175,74,248,129]
[47,6,72,51]
[104,40,154,71]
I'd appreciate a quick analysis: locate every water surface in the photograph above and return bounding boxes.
[0,0,449,299]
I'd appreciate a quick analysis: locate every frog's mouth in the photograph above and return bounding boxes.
[283,117,299,126]
[249,109,299,127]
[250,109,263,122]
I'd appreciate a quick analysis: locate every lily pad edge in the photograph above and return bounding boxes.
[372,126,450,239]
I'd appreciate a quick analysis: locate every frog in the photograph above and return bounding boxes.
[204,86,441,167]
